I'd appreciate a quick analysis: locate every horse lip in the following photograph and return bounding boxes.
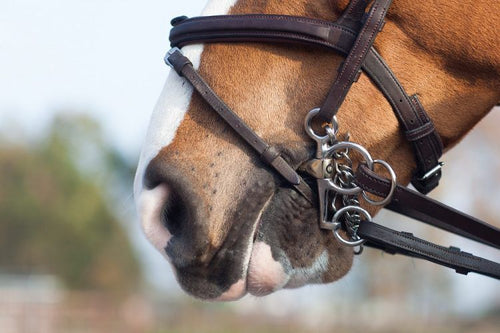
[251,193,274,242]
[198,186,275,301]
[244,192,274,276]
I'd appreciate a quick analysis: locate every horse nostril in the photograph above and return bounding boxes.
[161,187,189,237]
[144,157,197,240]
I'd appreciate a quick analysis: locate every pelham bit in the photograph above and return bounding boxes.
[301,108,397,255]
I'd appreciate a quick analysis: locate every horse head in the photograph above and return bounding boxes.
[134,0,500,300]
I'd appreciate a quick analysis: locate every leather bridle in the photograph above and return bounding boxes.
[164,0,500,279]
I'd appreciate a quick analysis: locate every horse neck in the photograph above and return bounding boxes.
[387,0,500,149]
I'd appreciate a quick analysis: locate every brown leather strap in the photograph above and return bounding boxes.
[362,52,444,193]
[355,164,500,249]
[408,95,443,192]
[337,0,370,31]
[169,13,443,193]
[167,49,314,203]
[170,14,360,52]
[358,221,500,279]
[318,0,392,123]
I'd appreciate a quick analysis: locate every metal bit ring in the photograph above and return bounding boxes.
[326,142,374,195]
[332,206,371,247]
[304,108,339,142]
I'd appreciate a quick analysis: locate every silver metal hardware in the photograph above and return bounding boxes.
[304,108,343,229]
[324,141,373,196]
[354,245,364,255]
[325,126,337,145]
[304,108,339,158]
[304,107,397,251]
[362,159,397,206]
[164,47,182,68]
[332,206,371,246]
[299,158,334,179]
[418,162,444,181]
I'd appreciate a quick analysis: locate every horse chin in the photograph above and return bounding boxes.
[177,183,353,301]
[195,184,317,301]
[245,186,354,297]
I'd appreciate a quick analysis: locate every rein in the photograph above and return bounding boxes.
[164,0,500,279]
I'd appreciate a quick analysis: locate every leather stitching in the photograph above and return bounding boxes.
[330,2,384,114]
[372,225,484,265]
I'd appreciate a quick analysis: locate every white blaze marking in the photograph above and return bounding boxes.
[139,184,172,254]
[134,0,238,241]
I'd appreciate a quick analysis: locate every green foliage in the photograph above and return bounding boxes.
[0,113,140,294]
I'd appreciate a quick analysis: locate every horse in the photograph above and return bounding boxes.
[134,0,500,301]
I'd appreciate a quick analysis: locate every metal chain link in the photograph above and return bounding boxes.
[328,134,364,253]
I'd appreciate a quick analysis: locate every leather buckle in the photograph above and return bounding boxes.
[411,162,444,194]
[164,47,182,68]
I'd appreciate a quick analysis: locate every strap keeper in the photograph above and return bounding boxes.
[164,47,180,67]
[353,70,362,82]
[455,268,470,275]
[336,61,345,74]
[165,47,192,74]
[404,121,436,142]
[378,20,386,32]
[260,145,281,165]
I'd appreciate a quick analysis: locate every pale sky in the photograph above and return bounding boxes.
[1,0,499,318]
[1,0,206,157]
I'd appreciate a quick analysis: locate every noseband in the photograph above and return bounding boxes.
[164,0,500,279]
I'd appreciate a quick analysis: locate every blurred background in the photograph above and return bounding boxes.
[1,1,499,332]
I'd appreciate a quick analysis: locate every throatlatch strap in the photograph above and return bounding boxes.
[358,221,500,280]
[166,49,314,203]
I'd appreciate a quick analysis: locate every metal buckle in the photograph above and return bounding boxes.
[418,162,444,181]
[164,47,182,68]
